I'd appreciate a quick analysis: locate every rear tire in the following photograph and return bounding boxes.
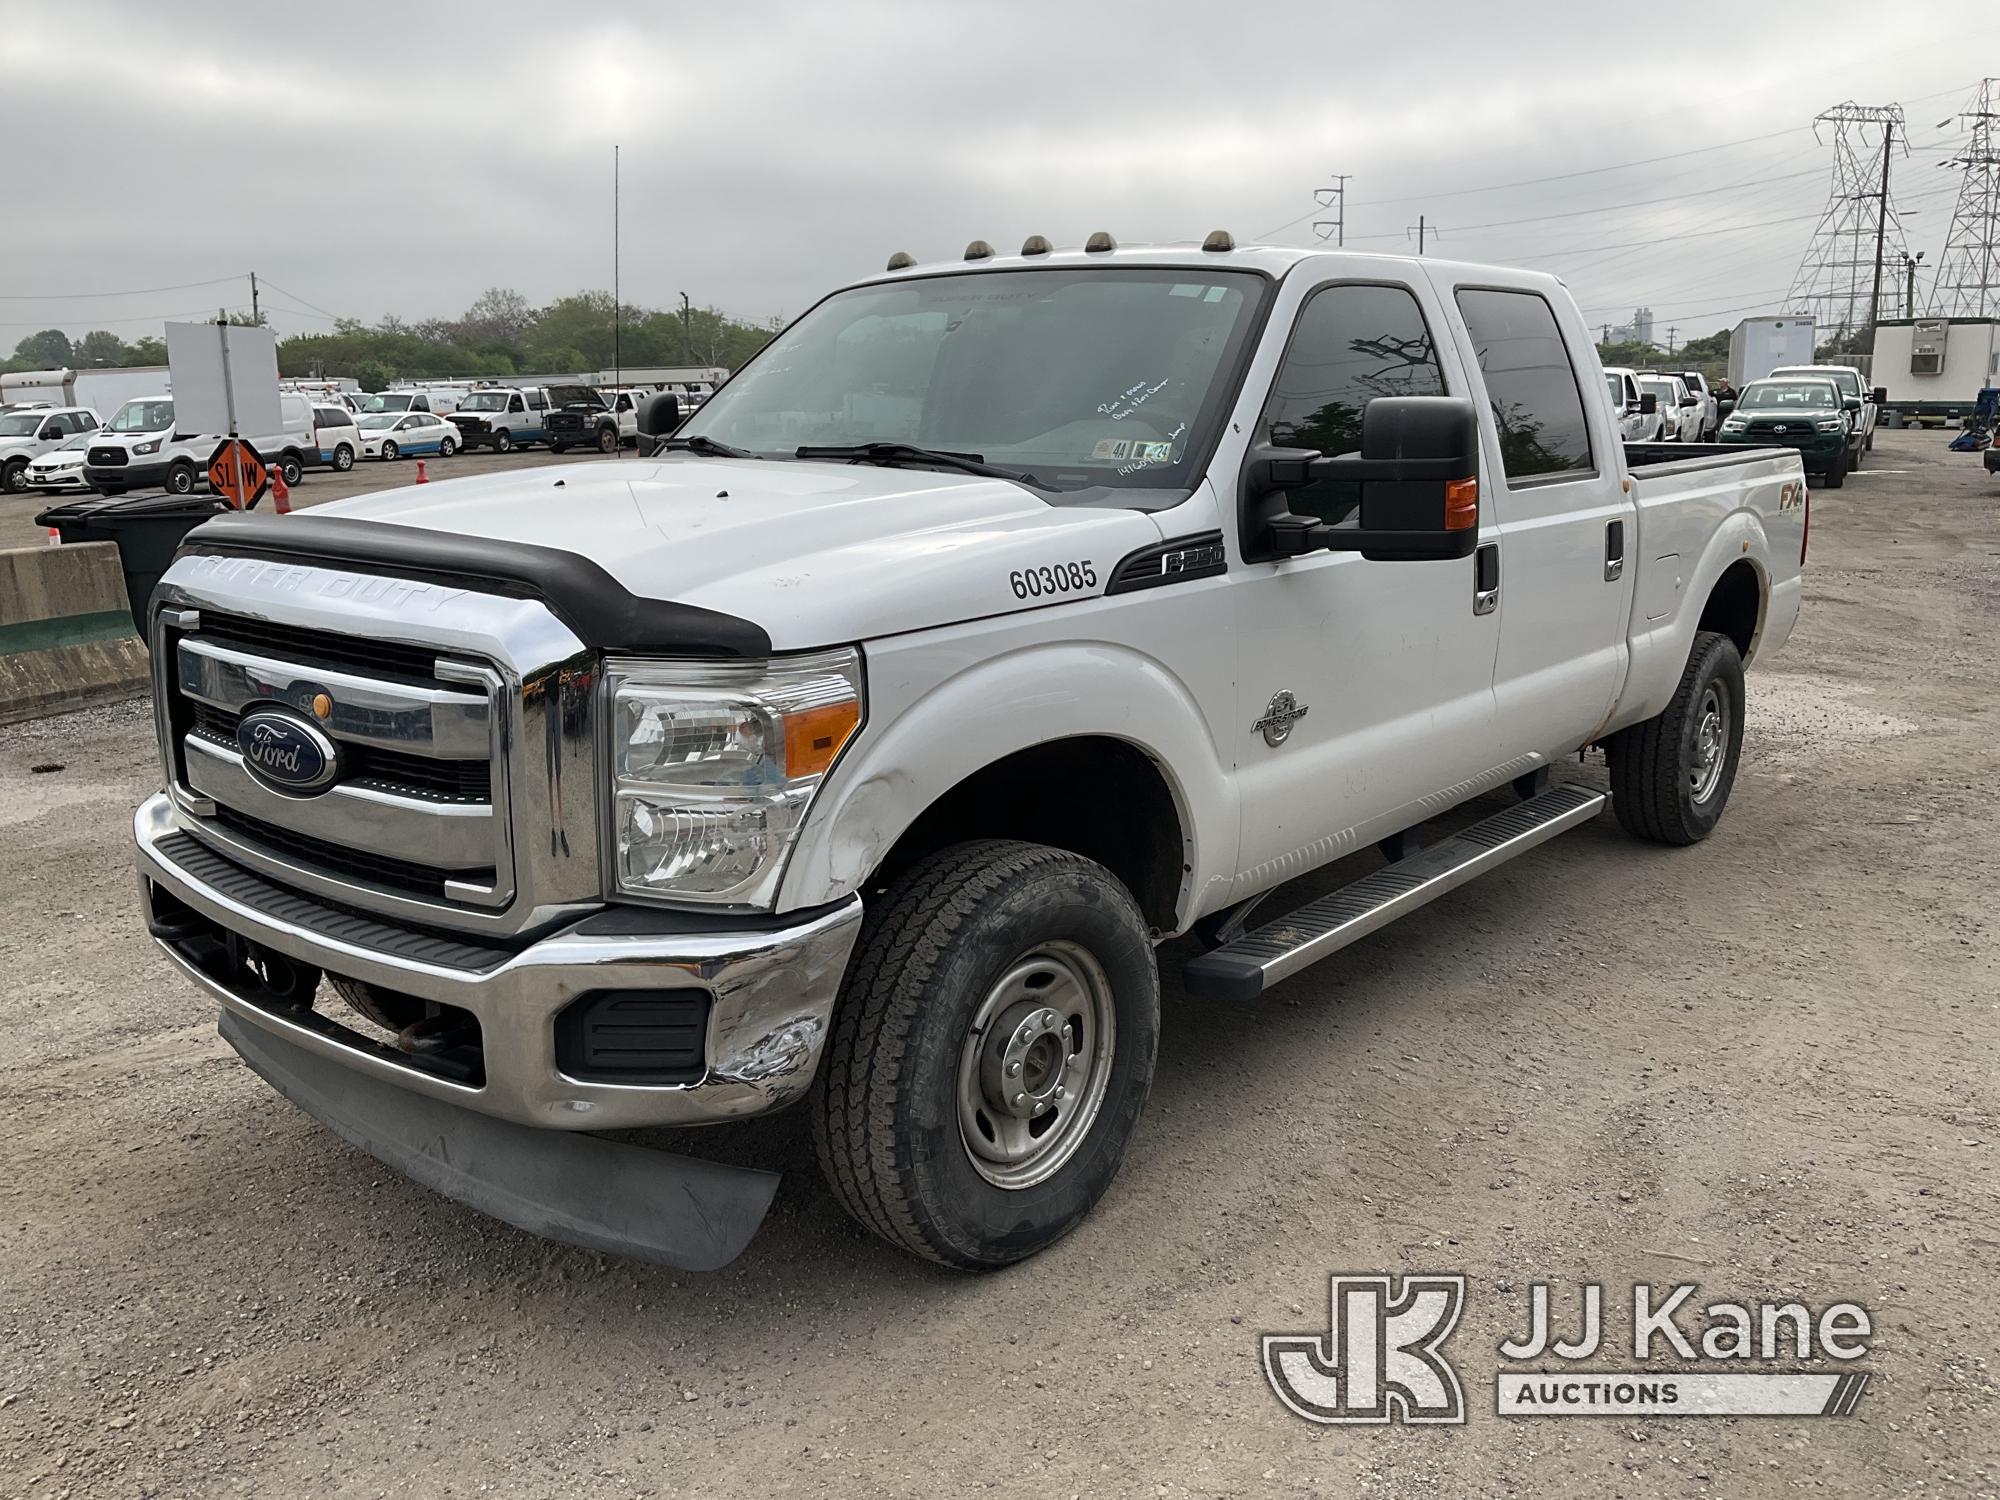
[438,435,458,457]
[279,453,304,486]
[810,840,1160,1271]
[332,443,354,472]
[1,458,25,494]
[1606,630,1745,846]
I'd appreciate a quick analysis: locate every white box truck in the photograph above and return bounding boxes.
[1869,317,2000,427]
[1728,317,1818,386]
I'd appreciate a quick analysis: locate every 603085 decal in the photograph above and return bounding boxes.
[1010,561,1097,599]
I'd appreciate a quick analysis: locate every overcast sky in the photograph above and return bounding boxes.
[0,1,1988,349]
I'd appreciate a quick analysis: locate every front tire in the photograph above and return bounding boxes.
[1606,630,1745,846]
[166,462,196,496]
[811,840,1160,1271]
[492,430,512,454]
[596,425,618,454]
[380,441,399,462]
[1820,449,1846,488]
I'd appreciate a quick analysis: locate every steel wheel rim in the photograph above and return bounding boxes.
[1690,683,1729,803]
[956,940,1116,1190]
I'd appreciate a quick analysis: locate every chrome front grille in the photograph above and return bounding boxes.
[151,555,604,938]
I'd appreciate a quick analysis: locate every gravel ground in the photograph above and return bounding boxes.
[0,429,1994,1497]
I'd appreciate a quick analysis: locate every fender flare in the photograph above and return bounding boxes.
[1613,508,1771,731]
[778,641,1239,929]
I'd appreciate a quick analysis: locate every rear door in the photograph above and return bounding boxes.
[1431,277,1637,760]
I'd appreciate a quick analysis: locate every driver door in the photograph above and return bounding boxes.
[1230,276,1503,896]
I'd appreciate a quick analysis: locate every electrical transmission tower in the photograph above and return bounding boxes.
[1785,102,1909,346]
[1929,79,2000,316]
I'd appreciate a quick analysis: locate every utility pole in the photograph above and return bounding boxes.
[1902,250,1926,316]
[1667,326,1679,355]
[613,145,621,393]
[249,272,259,324]
[679,290,692,365]
[1868,115,1896,332]
[1312,173,1350,247]
[1408,216,1432,255]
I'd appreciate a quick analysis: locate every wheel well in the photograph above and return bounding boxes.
[871,737,1186,932]
[1698,559,1762,660]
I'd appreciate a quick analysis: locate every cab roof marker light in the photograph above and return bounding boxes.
[1201,229,1236,252]
[1084,231,1117,253]
[1020,234,1053,256]
[964,240,996,261]
[885,251,916,271]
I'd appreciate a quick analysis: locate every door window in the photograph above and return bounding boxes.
[1258,282,1447,526]
[1454,288,1594,481]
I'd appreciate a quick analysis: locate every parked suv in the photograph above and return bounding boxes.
[0,404,100,493]
[1769,363,1873,464]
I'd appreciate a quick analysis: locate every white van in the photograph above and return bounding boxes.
[84,392,316,497]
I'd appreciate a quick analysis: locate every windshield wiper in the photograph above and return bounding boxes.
[795,442,1051,491]
[660,433,757,459]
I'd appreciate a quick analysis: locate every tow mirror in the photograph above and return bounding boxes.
[637,391,681,436]
[1638,393,1659,416]
[1244,395,1481,564]
[1680,395,1698,407]
[1843,396,1862,413]
[1870,386,1888,404]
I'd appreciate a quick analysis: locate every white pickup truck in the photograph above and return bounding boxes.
[132,238,1806,1272]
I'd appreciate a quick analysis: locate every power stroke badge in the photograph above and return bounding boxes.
[1263,1275,1873,1425]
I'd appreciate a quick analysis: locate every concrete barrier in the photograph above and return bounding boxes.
[0,541,151,725]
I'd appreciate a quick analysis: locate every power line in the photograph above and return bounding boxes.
[255,278,342,321]
[0,274,247,302]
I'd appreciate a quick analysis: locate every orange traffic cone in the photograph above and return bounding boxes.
[270,463,292,514]
[416,460,429,484]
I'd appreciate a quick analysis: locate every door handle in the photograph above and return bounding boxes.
[1473,542,1499,616]
[1604,519,1626,581]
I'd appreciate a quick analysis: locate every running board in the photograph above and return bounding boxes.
[1182,784,1606,1000]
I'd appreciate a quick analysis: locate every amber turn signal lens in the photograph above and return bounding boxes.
[783,700,861,779]
[1444,477,1479,531]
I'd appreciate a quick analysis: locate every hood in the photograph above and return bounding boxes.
[317,457,1169,649]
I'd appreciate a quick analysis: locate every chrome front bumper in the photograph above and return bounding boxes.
[135,793,864,1132]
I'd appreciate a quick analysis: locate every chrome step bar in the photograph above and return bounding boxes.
[1182,784,1607,1000]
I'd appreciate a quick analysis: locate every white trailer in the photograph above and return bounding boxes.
[1869,317,2000,427]
[0,369,77,407]
[1728,317,1818,386]
[1,367,174,414]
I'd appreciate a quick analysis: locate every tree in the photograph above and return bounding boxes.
[14,329,72,367]
[354,358,396,392]
[74,330,129,367]
[127,337,166,366]
[460,286,534,348]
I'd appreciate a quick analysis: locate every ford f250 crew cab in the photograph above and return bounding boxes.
[132,236,1806,1273]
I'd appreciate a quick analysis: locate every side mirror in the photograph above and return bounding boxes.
[1870,386,1888,405]
[1638,393,1659,416]
[1717,399,1736,420]
[637,392,682,446]
[1244,395,1480,564]
[1680,396,1698,407]
[1843,396,1862,413]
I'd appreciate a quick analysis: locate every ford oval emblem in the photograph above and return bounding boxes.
[235,707,343,794]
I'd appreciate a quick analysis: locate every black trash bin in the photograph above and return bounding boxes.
[35,494,230,635]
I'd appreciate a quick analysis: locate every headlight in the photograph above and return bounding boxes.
[1722,417,1748,432]
[1816,418,1846,432]
[133,439,161,455]
[607,648,863,905]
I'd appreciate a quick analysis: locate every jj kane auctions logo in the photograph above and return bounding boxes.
[1264,1276,1873,1424]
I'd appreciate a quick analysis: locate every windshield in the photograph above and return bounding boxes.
[358,414,402,430]
[109,399,174,432]
[55,431,93,452]
[1774,366,1860,397]
[678,268,1267,495]
[0,412,45,436]
[1740,381,1840,411]
[458,392,510,411]
[361,394,414,413]
[1638,379,1678,401]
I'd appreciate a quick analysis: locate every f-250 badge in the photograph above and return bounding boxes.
[1255,690,1310,747]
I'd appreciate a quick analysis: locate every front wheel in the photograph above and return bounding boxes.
[1606,630,1745,846]
[380,441,399,462]
[492,430,512,454]
[596,425,618,454]
[332,444,354,472]
[550,442,568,455]
[166,462,196,496]
[811,840,1160,1271]
[1820,450,1846,488]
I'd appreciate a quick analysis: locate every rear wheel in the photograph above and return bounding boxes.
[166,461,195,496]
[279,453,304,486]
[438,435,458,457]
[332,443,354,472]
[811,840,1160,1270]
[1606,630,1745,846]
